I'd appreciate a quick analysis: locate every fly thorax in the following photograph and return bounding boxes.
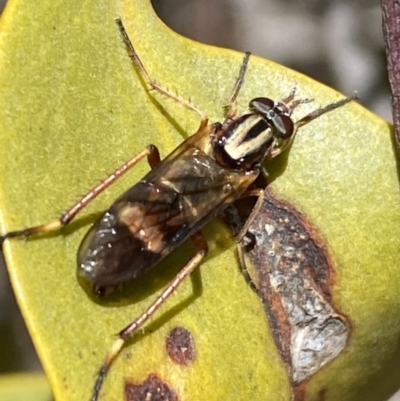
[213,113,274,171]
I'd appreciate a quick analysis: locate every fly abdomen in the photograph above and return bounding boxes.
[77,181,183,293]
[77,209,162,294]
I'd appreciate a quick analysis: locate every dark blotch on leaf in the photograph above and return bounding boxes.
[166,326,196,365]
[222,188,350,386]
[125,374,179,401]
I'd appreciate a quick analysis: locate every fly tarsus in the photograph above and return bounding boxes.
[0,220,63,244]
[91,338,125,401]
[0,146,160,246]
[90,231,208,401]
[115,18,209,123]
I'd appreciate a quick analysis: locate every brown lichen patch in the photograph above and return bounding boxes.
[125,374,179,401]
[222,188,350,385]
[166,326,196,365]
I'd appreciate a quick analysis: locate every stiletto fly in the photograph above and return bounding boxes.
[0,18,354,401]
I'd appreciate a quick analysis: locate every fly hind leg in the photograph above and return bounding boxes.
[90,230,208,401]
[0,145,161,244]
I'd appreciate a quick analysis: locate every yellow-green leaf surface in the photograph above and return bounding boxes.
[0,1,399,401]
[0,374,51,401]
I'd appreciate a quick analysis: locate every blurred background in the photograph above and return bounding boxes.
[152,0,391,120]
[0,0,394,393]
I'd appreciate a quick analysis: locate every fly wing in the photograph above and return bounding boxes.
[77,179,187,291]
[78,146,255,291]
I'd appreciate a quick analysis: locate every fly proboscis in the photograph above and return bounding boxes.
[0,17,355,401]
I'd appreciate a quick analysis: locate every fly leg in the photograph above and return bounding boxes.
[224,52,251,120]
[0,145,160,244]
[116,18,209,130]
[236,188,264,244]
[90,230,208,401]
[237,241,261,297]
[235,188,264,298]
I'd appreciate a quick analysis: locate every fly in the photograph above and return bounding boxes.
[0,18,354,401]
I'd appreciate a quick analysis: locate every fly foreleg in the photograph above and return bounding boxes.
[90,230,208,401]
[224,52,251,120]
[0,145,160,244]
[235,188,264,298]
[236,188,264,244]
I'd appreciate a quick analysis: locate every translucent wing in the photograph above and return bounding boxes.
[77,145,254,291]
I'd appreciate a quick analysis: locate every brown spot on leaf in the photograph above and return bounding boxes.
[166,326,196,365]
[125,374,179,401]
[222,188,350,385]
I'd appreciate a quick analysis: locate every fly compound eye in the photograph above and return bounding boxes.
[249,97,275,114]
[271,114,294,139]
[250,97,294,139]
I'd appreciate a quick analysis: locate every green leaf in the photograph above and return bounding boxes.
[0,374,51,401]
[0,1,399,401]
